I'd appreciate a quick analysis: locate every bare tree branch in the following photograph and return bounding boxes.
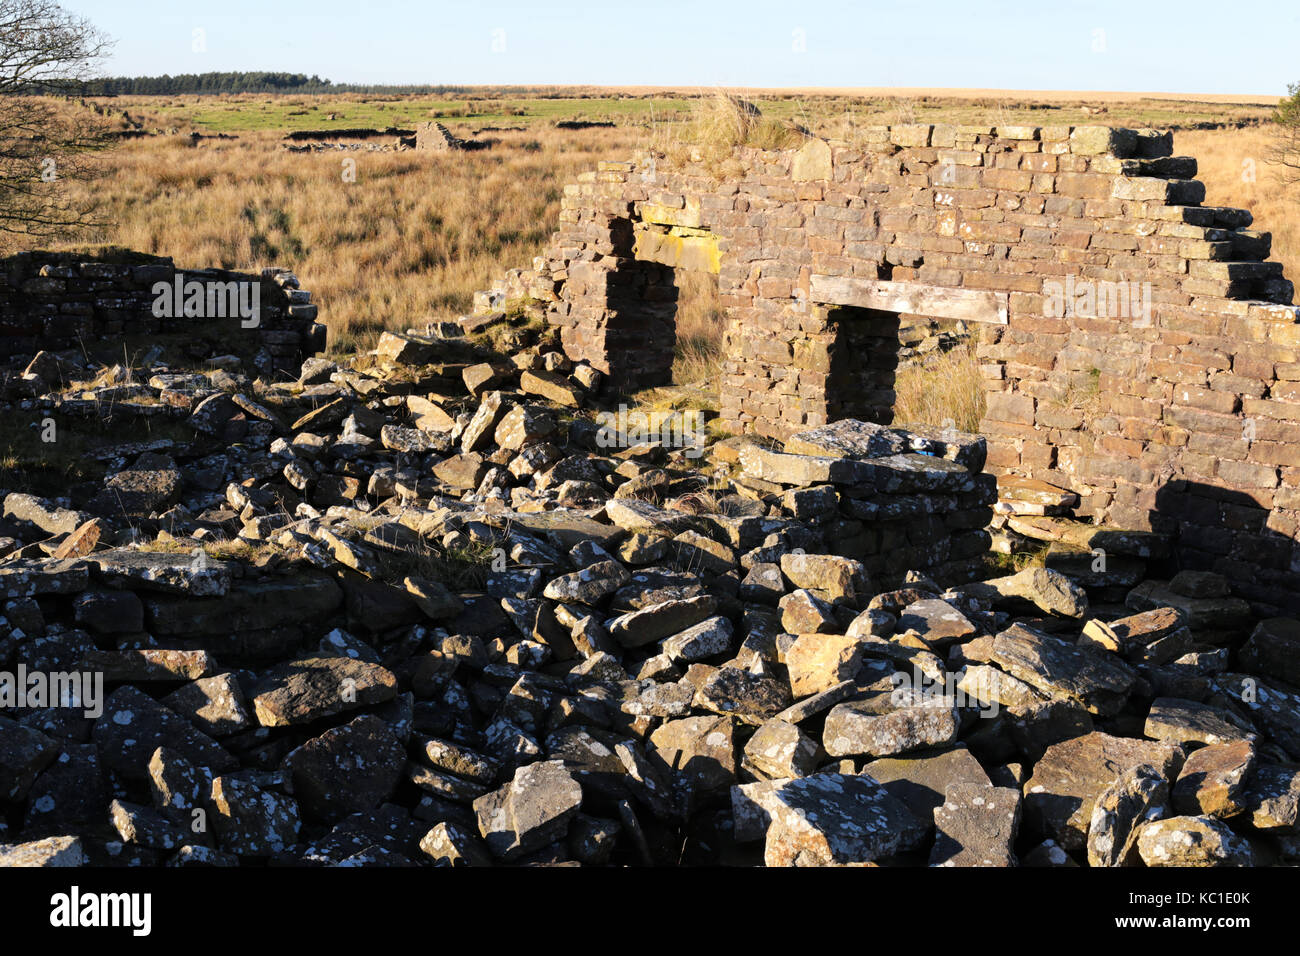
[0,0,114,249]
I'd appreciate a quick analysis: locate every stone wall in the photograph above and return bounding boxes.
[527,124,1300,608]
[0,251,326,377]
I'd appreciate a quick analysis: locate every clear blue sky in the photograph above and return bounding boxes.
[62,0,1297,95]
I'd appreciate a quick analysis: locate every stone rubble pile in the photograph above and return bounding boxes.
[1,308,1298,868]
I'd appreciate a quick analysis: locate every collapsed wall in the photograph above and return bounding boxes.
[0,251,326,377]
[524,124,1300,611]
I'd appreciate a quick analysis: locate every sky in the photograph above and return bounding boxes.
[60,0,1299,95]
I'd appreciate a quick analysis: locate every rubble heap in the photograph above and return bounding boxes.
[1,303,1297,868]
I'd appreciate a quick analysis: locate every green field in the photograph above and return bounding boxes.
[123,91,1275,137]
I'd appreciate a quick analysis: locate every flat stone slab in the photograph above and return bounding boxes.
[0,558,89,599]
[90,548,232,597]
[739,444,874,487]
[473,759,583,862]
[749,773,929,866]
[930,783,1021,867]
[1144,697,1256,747]
[784,419,907,460]
[93,686,237,783]
[990,623,1135,716]
[251,656,399,727]
[861,745,992,824]
[1023,731,1182,851]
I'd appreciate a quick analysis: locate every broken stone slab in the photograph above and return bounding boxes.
[251,656,399,727]
[741,719,820,780]
[779,588,838,634]
[209,775,302,857]
[1136,815,1254,867]
[823,701,960,758]
[1079,606,1191,664]
[1126,580,1251,631]
[779,552,869,605]
[79,649,215,683]
[1144,697,1256,747]
[0,715,59,801]
[2,493,93,536]
[1172,740,1255,818]
[542,560,630,606]
[472,759,583,862]
[89,548,232,597]
[662,616,734,664]
[148,747,208,812]
[1005,516,1169,559]
[641,716,734,799]
[929,783,1021,867]
[604,497,706,537]
[520,369,582,407]
[408,764,489,804]
[421,737,501,786]
[1243,762,1300,831]
[109,799,189,851]
[148,573,342,637]
[283,715,406,823]
[896,598,978,649]
[955,663,1048,717]
[72,589,143,633]
[1023,731,1183,851]
[162,673,252,737]
[1086,763,1169,867]
[51,519,105,560]
[0,835,85,867]
[783,419,908,460]
[739,444,874,487]
[784,633,865,698]
[997,475,1079,508]
[93,686,237,783]
[1043,543,1146,588]
[956,568,1088,618]
[1210,673,1300,762]
[861,745,992,824]
[375,331,439,365]
[1239,617,1300,688]
[772,678,863,725]
[606,595,719,648]
[858,454,977,494]
[419,821,493,867]
[0,558,89,600]
[989,623,1135,716]
[693,667,791,726]
[757,773,930,866]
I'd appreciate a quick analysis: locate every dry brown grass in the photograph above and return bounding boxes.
[36,97,1298,443]
[653,92,806,173]
[1176,127,1299,280]
[671,270,726,385]
[52,123,647,354]
[893,338,986,433]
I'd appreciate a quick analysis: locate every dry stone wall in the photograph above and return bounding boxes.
[530,124,1300,609]
[0,251,325,377]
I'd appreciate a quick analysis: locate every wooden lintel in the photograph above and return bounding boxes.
[809,275,1010,325]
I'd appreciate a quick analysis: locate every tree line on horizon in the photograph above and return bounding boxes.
[46,72,511,96]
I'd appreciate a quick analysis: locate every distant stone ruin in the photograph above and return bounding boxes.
[412,122,487,152]
[511,124,1300,608]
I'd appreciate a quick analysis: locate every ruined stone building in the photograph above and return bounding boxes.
[525,124,1300,608]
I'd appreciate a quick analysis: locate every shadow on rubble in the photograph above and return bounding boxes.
[1150,478,1300,619]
